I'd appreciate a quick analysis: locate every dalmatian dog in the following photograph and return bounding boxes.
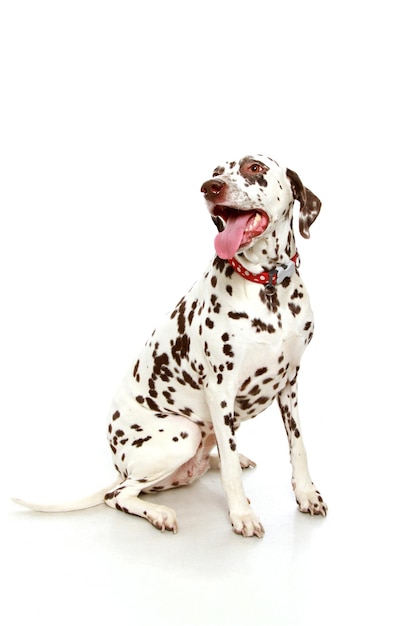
[14,154,327,537]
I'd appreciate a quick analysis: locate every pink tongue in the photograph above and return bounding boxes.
[214,211,254,259]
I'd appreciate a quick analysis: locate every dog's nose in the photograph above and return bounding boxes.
[201,178,226,202]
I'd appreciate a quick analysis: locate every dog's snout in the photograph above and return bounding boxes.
[201,178,227,202]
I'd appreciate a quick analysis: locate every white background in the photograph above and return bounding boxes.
[1,1,403,624]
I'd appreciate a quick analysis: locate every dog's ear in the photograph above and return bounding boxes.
[211,216,225,232]
[286,168,321,239]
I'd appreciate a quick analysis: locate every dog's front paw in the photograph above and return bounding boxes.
[230,508,265,538]
[295,485,327,517]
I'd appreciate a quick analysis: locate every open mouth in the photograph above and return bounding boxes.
[212,206,269,259]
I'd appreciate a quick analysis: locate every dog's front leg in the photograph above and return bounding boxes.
[278,378,327,516]
[206,388,265,538]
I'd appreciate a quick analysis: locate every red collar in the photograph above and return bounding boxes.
[228,252,300,286]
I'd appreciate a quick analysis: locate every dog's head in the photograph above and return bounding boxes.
[201,155,321,259]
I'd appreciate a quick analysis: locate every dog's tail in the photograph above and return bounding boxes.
[12,478,121,513]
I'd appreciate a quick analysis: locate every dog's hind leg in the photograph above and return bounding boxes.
[105,413,205,532]
[104,477,180,532]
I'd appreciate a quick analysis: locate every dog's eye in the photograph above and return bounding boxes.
[250,163,264,173]
[212,166,225,178]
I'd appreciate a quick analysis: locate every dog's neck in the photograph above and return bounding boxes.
[238,218,297,272]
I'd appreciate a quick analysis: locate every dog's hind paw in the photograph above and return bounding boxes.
[209,453,256,471]
[230,508,265,538]
[238,453,257,469]
[143,504,179,533]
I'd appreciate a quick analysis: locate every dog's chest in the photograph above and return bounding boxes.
[212,278,313,416]
[192,264,313,372]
